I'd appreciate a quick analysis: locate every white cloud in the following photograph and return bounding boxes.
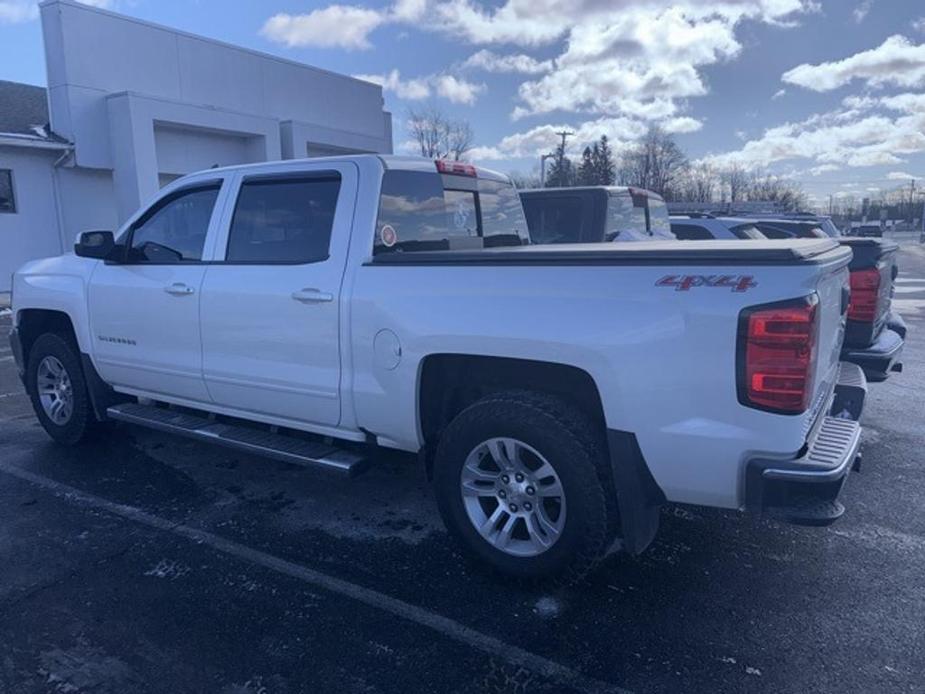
[262,1,816,124]
[662,116,703,133]
[0,0,112,23]
[354,69,431,100]
[912,17,925,33]
[772,88,786,99]
[782,35,925,92]
[886,171,918,180]
[261,5,386,49]
[702,99,925,172]
[354,70,485,105]
[461,49,552,75]
[852,0,872,23]
[434,74,485,104]
[469,115,665,162]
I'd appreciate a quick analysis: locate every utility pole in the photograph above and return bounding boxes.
[554,130,574,169]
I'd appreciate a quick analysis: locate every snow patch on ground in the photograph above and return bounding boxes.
[833,524,925,554]
[143,559,191,580]
[39,643,139,693]
[533,596,562,619]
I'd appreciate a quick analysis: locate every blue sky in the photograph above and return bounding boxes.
[2,0,924,206]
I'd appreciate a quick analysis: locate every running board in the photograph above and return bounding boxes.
[106,403,368,476]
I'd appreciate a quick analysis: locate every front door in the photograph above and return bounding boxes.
[199,163,358,427]
[88,181,225,403]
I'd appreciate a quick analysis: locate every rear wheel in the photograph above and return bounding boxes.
[26,333,95,445]
[433,390,610,583]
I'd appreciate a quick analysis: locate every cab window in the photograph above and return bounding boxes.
[374,171,528,254]
[226,174,341,263]
[127,185,221,263]
[521,195,583,245]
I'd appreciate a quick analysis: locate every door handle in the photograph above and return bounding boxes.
[164,283,195,296]
[292,288,334,304]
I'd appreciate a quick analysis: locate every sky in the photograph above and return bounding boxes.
[1,0,924,207]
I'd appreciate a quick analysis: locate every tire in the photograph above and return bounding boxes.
[433,390,610,584]
[26,333,96,446]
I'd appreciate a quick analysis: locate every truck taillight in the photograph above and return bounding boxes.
[436,160,477,177]
[737,296,818,414]
[847,268,880,323]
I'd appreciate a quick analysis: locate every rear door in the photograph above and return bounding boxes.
[199,163,358,427]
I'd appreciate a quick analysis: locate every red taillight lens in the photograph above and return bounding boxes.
[847,268,881,323]
[738,297,818,414]
[436,160,477,177]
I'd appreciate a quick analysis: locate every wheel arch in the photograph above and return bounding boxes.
[417,353,665,556]
[418,354,607,451]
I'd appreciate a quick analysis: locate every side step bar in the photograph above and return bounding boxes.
[107,403,368,476]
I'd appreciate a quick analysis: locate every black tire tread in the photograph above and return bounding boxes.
[434,389,611,585]
[26,332,95,446]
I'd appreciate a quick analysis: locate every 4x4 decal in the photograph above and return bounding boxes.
[656,274,757,292]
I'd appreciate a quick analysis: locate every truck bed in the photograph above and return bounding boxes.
[369,239,847,266]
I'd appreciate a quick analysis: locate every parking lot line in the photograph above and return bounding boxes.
[0,459,627,694]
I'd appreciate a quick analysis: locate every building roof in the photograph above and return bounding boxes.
[0,80,49,136]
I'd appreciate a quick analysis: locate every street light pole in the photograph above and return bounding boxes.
[540,153,554,187]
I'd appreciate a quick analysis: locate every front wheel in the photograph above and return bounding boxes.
[26,333,95,445]
[433,391,610,583]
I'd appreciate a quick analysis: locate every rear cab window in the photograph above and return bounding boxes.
[645,196,672,239]
[605,192,648,241]
[520,195,585,245]
[731,224,766,240]
[374,167,529,254]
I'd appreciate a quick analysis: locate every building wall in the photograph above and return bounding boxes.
[40,0,391,173]
[0,147,63,289]
[2,0,393,290]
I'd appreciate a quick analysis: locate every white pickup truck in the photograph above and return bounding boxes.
[9,155,866,582]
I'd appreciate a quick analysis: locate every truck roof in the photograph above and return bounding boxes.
[520,186,664,200]
[182,154,510,183]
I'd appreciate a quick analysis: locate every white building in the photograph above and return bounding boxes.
[0,0,393,291]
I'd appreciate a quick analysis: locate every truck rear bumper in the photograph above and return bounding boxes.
[842,327,903,382]
[745,362,865,527]
[886,310,907,340]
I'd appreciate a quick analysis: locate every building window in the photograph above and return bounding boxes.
[0,170,15,214]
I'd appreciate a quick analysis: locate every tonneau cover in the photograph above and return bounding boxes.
[370,239,849,266]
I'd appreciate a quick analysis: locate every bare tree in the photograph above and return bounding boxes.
[407,105,474,161]
[745,171,808,211]
[616,127,687,197]
[677,162,717,202]
[719,165,748,203]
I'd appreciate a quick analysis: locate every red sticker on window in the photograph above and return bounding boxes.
[380,224,397,248]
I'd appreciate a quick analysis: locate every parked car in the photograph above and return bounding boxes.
[9,155,864,581]
[853,224,883,238]
[520,186,672,243]
[669,215,768,240]
[715,214,905,381]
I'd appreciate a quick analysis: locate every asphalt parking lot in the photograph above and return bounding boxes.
[1,241,924,694]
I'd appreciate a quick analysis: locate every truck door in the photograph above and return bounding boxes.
[87,180,227,402]
[198,162,358,427]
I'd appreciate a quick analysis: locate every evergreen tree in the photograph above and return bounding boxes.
[546,142,575,187]
[595,135,615,185]
[577,146,596,185]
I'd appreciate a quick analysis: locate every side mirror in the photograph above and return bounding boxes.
[75,230,117,260]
